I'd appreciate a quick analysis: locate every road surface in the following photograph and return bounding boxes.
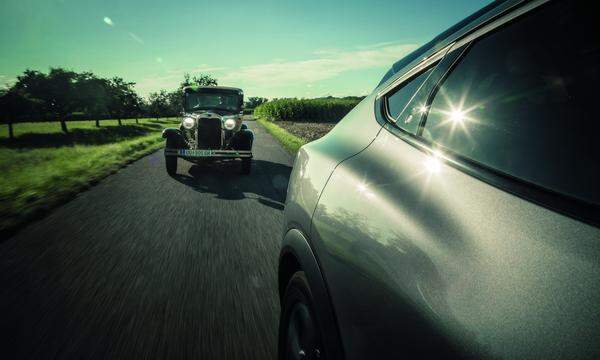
[0,121,293,359]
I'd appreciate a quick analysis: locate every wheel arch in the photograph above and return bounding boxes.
[279,228,344,359]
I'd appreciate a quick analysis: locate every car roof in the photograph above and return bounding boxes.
[183,85,243,93]
[376,0,527,89]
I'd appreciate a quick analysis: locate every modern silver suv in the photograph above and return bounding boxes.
[278,0,600,359]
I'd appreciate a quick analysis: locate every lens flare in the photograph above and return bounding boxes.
[449,109,465,123]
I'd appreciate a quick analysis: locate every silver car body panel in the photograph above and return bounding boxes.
[283,0,600,358]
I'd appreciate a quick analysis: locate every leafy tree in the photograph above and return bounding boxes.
[0,89,39,139]
[105,77,137,125]
[166,90,182,116]
[74,72,110,127]
[123,91,144,123]
[148,90,170,120]
[179,73,218,90]
[12,68,78,133]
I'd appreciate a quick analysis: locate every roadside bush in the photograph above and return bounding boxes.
[254,97,363,123]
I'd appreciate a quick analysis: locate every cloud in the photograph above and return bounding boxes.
[0,74,16,88]
[135,64,226,96]
[220,42,418,88]
[189,64,226,73]
[129,32,144,44]
[135,42,418,97]
[136,76,178,96]
[103,17,114,27]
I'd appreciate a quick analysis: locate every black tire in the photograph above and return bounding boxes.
[165,137,178,176]
[279,271,325,360]
[241,158,252,174]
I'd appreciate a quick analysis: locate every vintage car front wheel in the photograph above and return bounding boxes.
[165,138,178,176]
[166,156,177,176]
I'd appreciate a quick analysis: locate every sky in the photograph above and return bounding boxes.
[0,0,491,99]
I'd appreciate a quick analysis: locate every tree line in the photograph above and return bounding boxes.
[0,68,223,138]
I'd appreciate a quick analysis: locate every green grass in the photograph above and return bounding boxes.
[0,118,180,236]
[256,117,306,155]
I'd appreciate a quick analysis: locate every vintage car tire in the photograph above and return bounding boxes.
[241,158,252,174]
[279,271,325,360]
[166,156,177,176]
[165,137,178,176]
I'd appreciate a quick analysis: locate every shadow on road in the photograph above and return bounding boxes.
[172,159,292,210]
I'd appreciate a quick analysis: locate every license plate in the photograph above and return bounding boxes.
[179,149,213,156]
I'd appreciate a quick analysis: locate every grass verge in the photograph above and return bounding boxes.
[256,117,306,155]
[0,118,179,238]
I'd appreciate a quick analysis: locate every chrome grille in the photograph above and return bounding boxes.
[196,117,222,149]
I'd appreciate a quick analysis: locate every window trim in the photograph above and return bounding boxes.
[373,0,600,227]
[383,63,438,126]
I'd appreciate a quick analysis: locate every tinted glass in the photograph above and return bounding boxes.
[386,67,434,134]
[423,0,600,206]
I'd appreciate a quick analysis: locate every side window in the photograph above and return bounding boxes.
[385,67,434,134]
[423,0,600,206]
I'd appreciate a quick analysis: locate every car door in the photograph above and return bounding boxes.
[310,1,600,359]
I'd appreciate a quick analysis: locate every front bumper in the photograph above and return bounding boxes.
[164,148,252,158]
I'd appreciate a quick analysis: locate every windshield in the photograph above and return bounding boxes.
[185,92,241,112]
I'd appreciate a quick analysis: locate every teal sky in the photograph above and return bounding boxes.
[0,0,491,99]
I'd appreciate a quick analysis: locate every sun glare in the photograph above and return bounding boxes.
[449,109,465,123]
[424,151,443,173]
[357,183,368,192]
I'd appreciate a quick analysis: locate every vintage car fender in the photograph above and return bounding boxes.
[161,127,182,139]
[162,128,187,149]
[230,127,254,150]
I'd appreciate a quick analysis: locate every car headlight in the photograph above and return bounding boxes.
[223,118,236,130]
[182,117,195,129]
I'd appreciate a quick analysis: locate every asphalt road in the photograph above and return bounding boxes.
[0,121,293,359]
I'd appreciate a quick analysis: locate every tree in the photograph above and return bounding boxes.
[147,90,170,120]
[105,77,137,125]
[166,90,182,116]
[74,72,110,127]
[0,89,39,139]
[245,97,268,109]
[179,73,218,90]
[12,68,78,133]
[123,91,143,123]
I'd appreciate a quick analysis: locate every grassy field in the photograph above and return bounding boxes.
[0,118,179,236]
[256,118,306,155]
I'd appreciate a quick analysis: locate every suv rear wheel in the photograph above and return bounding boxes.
[279,271,324,360]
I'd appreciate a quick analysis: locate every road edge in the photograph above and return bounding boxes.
[0,142,165,241]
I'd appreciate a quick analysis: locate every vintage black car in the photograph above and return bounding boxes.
[162,86,253,175]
